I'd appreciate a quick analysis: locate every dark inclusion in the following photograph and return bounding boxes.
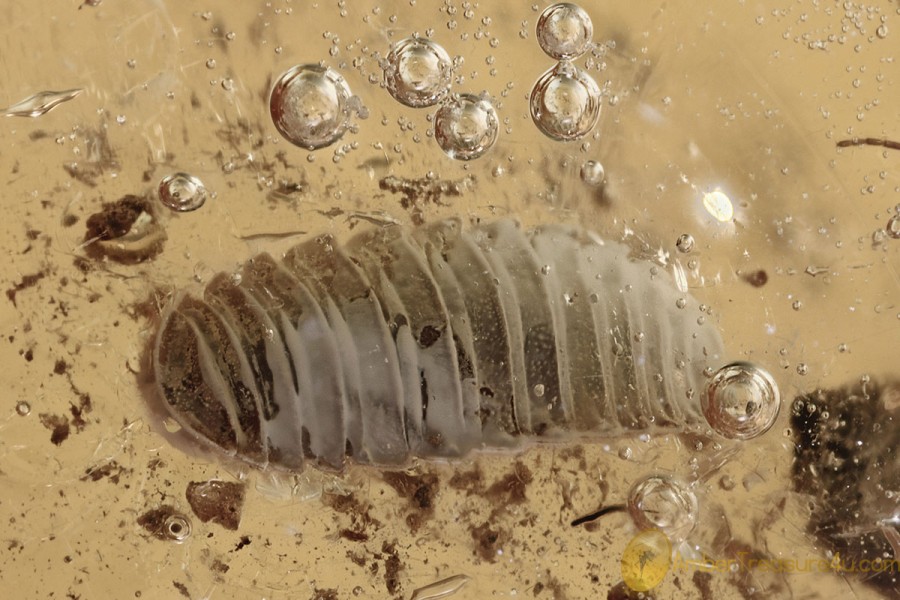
[791,378,899,596]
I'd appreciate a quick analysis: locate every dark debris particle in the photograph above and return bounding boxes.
[39,413,70,445]
[234,535,251,551]
[381,540,402,596]
[692,571,714,600]
[81,460,131,485]
[791,378,900,597]
[83,194,166,264]
[5,270,47,307]
[485,461,533,505]
[471,521,506,563]
[185,480,246,531]
[172,581,190,598]
[54,359,68,375]
[137,505,181,540]
[381,471,439,533]
[210,558,229,574]
[608,581,655,600]
[739,269,768,287]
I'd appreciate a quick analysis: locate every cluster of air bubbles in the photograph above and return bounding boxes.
[530,3,601,141]
[627,475,698,542]
[381,34,498,161]
[163,513,192,542]
[702,362,781,440]
[433,93,500,160]
[158,173,208,212]
[270,64,361,150]
[383,36,452,108]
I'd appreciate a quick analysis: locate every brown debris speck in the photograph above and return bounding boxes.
[381,470,439,532]
[137,505,181,540]
[185,480,246,531]
[310,588,339,600]
[39,413,70,445]
[739,269,768,287]
[471,521,506,563]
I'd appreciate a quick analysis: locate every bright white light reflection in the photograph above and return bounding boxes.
[702,189,734,222]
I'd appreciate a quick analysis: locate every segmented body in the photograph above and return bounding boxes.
[150,219,724,470]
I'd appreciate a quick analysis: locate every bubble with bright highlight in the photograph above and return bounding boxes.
[702,189,734,222]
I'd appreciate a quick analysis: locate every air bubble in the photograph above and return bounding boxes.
[676,233,695,253]
[579,160,605,185]
[15,401,31,416]
[702,362,781,440]
[535,2,593,60]
[384,36,452,108]
[158,173,209,212]
[627,475,698,541]
[270,64,353,150]
[433,93,499,160]
[886,215,900,239]
[163,514,192,542]
[530,61,601,141]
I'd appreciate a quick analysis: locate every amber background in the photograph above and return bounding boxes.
[0,1,896,599]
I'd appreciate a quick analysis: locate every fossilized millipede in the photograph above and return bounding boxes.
[149,219,724,470]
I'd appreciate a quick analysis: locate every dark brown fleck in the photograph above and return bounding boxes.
[485,461,533,505]
[381,540,402,596]
[234,535,251,551]
[692,571,714,600]
[172,581,190,598]
[137,506,181,540]
[381,471,439,532]
[81,460,131,484]
[6,270,47,307]
[83,194,166,264]
[739,269,768,287]
[185,480,246,531]
[39,413,70,445]
[471,521,506,563]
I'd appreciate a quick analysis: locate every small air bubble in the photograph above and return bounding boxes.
[796,363,808,376]
[675,233,695,253]
[163,514,192,542]
[628,475,697,541]
[579,160,605,186]
[533,383,545,397]
[158,173,209,212]
[15,401,30,416]
[703,362,780,440]
[886,215,900,239]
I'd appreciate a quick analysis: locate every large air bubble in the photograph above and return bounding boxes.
[270,64,354,150]
[535,3,594,60]
[384,36,453,108]
[433,93,499,160]
[530,61,601,141]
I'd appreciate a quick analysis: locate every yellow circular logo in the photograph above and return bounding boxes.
[620,529,672,592]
